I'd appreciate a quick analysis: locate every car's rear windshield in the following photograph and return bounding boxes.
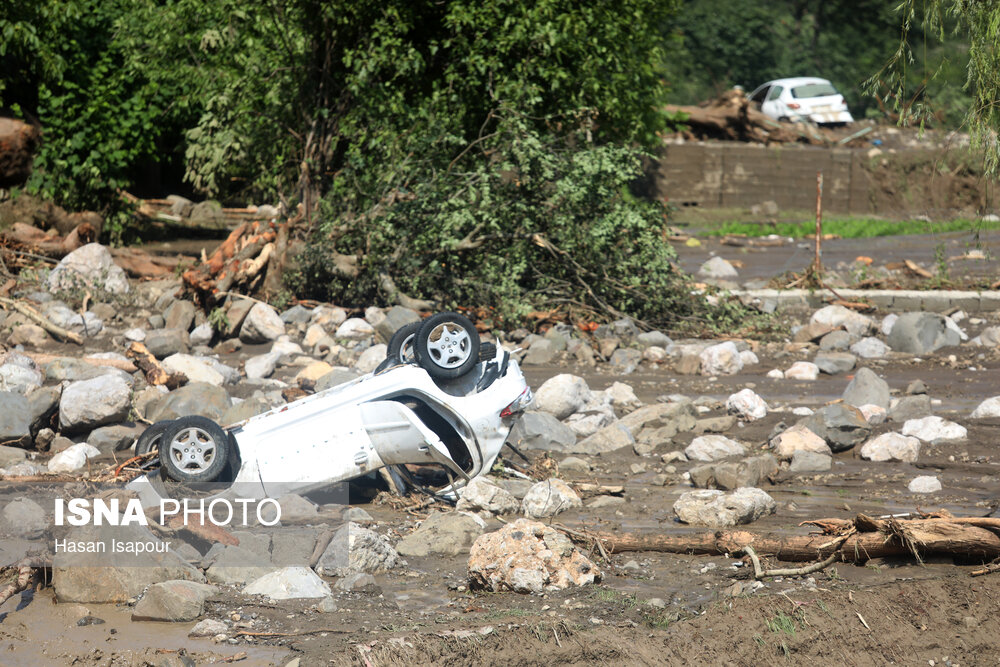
[791,83,838,98]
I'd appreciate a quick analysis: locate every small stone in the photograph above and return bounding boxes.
[533,374,592,420]
[700,342,743,376]
[970,396,1000,419]
[771,424,831,459]
[684,435,746,462]
[789,451,832,472]
[334,318,374,339]
[240,303,286,343]
[673,488,776,528]
[726,388,767,422]
[521,479,582,519]
[907,475,942,494]
[901,416,967,442]
[842,367,890,410]
[850,337,889,359]
[784,361,819,381]
[189,618,228,637]
[860,432,921,462]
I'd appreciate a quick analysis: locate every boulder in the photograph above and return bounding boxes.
[244,351,280,380]
[684,435,746,462]
[521,479,582,519]
[48,443,102,472]
[0,351,43,394]
[48,243,129,295]
[700,342,743,376]
[334,572,379,593]
[162,354,226,386]
[799,404,870,452]
[144,328,191,359]
[145,383,232,422]
[0,392,31,444]
[850,337,889,359]
[770,424,831,459]
[0,498,47,538]
[204,545,272,585]
[712,454,778,490]
[59,375,132,433]
[374,306,421,342]
[887,312,961,354]
[334,318,374,339]
[0,445,28,468]
[784,361,819,381]
[189,200,225,227]
[908,475,942,493]
[355,344,388,374]
[243,567,332,600]
[789,451,833,472]
[637,331,673,348]
[468,518,601,594]
[608,348,641,374]
[53,523,204,603]
[9,323,48,347]
[726,388,767,421]
[163,300,196,332]
[842,367,889,410]
[810,305,874,337]
[455,478,520,515]
[131,580,216,622]
[860,432,921,462]
[189,618,228,638]
[189,322,214,347]
[315,368,361,392]
[571,423,635,455]
[888,395,932,422]
[315,522,403,577]
[697,256,738,280]
[533,374,591,420]
[239,303,286,343]
[901,416,967,442]
[396,512,485,557]
[673,488,776,528]
[971,396,1000,419]
[508,411,577,452]
[86,424,143,455]
[818,330,852,350]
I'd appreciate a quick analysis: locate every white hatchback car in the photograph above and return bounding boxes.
[747,77,853,125]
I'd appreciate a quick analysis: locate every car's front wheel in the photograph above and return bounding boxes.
[414,312,481,379]
[158,416,230,483]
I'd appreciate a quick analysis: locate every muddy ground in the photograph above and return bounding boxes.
[1,319,999,666]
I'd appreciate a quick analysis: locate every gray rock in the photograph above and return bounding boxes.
[334,572,379,593]
[146,383,232,422]
[572,423,635,455]
[189,618,228,637]
[905,380,928,395]
[713,454,778,490]
[316,522,403,577]
[315,368,361,392]
[908,475,942,493]
[280,305,313,324]
[0,498,47,538]
[789,451,833,472]
[48,243,129,295]
[818,330,852,351]
[523,339,557,365]
[220,396,270,425]
[700,342,743,376]
[609,348,641,375]
[334,318,374,339]
[269,527,317,566]
[697,256,738,279]
[770,424,831,459]
[163,300,196,331]
[684,435,746,462]
[355,344,387,374]
[240,303,286,343]
[0,351,43,393]
[0,445,27,468]
[243,567,332,600]
[145,328,191,359]
[53,523,204,603]
[189,200,225,227]
[245,352,280,380]
[205,545,272,585]
[814,352,856,375]
[810,305,874,337]
[374,306,420,342]
[673,488,776,528]
[42,357,126,383]
[888,395,932,422]
[222,298,254,337]
[86,424,143,455]
[901,416,967,442]
[276,494,318,522]
[726,388,768,421]
[842,367,890,410]
[887,312,961,354]
[559,456,592,473]
[189,322,214,347]
[396,511,485,557]
[59,374,132,433]
[860,432,921,462]
[799,404,871,452]
[971,396,1000,419]
[455,478,520,515]
[637,331,673,348]
[521,479,582,519]
[0,392,31,444]
[48,443,101,472]
[850,337,889,359]
[533,374,591,419]
[508,411,577,452]
[131,580,216,622]
[167,194,194,218]
[620,402,697,435]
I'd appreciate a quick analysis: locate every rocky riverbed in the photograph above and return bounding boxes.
[1,242,1000,666]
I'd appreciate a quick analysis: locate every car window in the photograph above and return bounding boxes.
[750,86,769,104]
[791,83,838,98]
[766,85,783,101]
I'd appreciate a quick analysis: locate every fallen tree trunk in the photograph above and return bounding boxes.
[126,341,186,388]
[182,221,277,297]
[559,513,1000,563]
[0,296,84,344]
[25,351,135,373]
[1,221,96,257]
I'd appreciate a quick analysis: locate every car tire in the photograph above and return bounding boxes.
[158,415,230,483]
[387,322,422,364]
[479,341,497,360]
[135,420,174,457]
[414,312,480,379]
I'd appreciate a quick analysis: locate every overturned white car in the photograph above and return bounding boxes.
[127,312,532,506]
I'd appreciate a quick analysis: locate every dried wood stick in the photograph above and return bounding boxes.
[0,296,83,344]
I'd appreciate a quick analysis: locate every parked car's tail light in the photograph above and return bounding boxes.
[787,103,800,110]
[500,387,533,418]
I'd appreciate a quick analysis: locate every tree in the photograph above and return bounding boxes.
[870,0,999,174]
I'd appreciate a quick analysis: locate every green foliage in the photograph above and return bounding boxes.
[870,0,1000,173]
[662,0,970,120]
[707,216,996,239]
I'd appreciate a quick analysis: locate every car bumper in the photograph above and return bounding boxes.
[808,110,853,124]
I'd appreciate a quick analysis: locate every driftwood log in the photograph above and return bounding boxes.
[1,221,97,258]
[559,511,1000,565]
[182,221,278,297]
[126,341,187,388]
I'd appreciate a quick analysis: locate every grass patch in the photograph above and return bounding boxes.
[704,217,995,239]
[766,611,798,637]
[482,607,538,621]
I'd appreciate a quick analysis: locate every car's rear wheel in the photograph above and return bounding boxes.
[414,312,480,379]
[387,322,421,364]
[159,416,230,483]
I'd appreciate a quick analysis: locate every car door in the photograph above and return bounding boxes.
[761,84,784,119]
[748,85,770,112]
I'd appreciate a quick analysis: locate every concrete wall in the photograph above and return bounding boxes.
[650,142,872,214]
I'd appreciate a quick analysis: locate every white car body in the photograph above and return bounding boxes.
[127,347,531,507]
[748,77,853,125]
